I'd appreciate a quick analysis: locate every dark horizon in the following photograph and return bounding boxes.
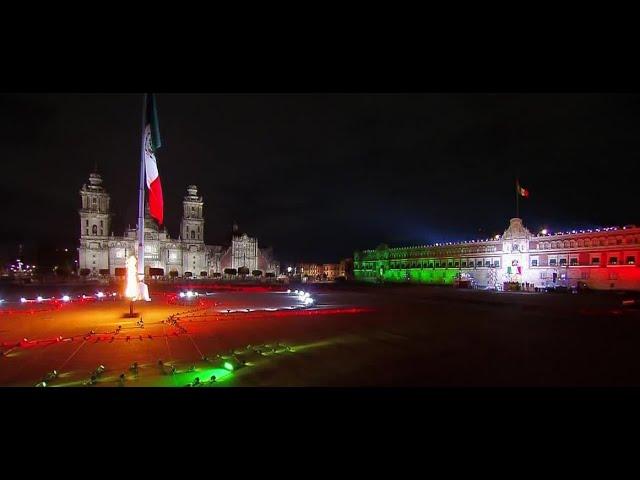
[2,93,640,267]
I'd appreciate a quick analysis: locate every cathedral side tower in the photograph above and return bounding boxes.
[79,172,111,238]
[78,172,111,275]
[180,185,204,242]
[180,185,207,277]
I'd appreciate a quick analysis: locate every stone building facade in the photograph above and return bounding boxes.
[78,172,279,278]
[354,217,640,291]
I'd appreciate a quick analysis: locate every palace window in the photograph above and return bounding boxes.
[485,260,491,267]
[92,225,97,235]
[86,219,89,226]
[454,261,459,267]
[550,259,557,266]
[531,259,538,267]
[469,261,474,267]
[627,256,635,265]
[448,260,453,267]
[609,256,618,265]
[559,258,567,266]
[461,261,467,267]
[191,230,195,239]
[570,258,578,266]
[493,260,500,267]
[591,256,600,265]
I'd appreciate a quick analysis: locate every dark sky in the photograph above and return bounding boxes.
[2,93,640,266]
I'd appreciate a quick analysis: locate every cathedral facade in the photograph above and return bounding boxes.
[78,172,279,278]
[354,217,640,291]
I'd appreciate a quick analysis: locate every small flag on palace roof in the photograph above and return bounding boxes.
[516,179,529,198]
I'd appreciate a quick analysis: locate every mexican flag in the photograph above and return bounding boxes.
[143,94,164,225]
[516,179,529,198]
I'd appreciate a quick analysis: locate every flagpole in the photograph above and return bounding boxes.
[137,94,147,283]
[516,178,520,218]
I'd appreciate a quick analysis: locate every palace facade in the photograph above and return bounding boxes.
[78,172,279,278]
[354,217,640,291]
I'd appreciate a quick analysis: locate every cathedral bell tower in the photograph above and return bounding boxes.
[78,171,111,275]
[180,185,204,243]
[79,172,111,238]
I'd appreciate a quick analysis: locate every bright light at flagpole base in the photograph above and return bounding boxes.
[125,255,139,299]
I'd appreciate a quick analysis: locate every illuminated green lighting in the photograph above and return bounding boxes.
[223,361,234,371]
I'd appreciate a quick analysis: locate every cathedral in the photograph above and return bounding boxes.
[78,172,279,278]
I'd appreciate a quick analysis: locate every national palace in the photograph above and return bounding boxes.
[354,217,640,290]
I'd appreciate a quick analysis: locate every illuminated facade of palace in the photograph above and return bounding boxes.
[354,217,640,291]
[78,172,279,278]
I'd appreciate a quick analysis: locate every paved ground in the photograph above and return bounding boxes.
[2,283,640,387]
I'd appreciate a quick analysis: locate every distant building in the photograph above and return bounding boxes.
[296,259,352,282]
[323,263,339,280]
[354,217,640,291]
[339,258,354,279]
[78,172,279,278]
[297,263,323,280]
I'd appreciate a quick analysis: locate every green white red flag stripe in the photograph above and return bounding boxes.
[144,94,163,225]
[516,179,529,198]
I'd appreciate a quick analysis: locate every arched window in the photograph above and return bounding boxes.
[191,230,195,239]
[92,225,97,235]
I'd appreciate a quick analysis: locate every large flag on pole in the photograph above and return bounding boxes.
[143,94,164,225]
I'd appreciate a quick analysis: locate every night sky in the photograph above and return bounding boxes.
[2,93,640,266]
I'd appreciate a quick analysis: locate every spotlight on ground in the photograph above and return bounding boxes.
[62,295,70,302]
[20,297,27,303]
[223,357,245,371]
[96,292,105,298]
[37,296,43,302]
[179,292,185,298]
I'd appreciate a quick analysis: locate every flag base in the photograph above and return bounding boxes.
[123,300,140,318]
